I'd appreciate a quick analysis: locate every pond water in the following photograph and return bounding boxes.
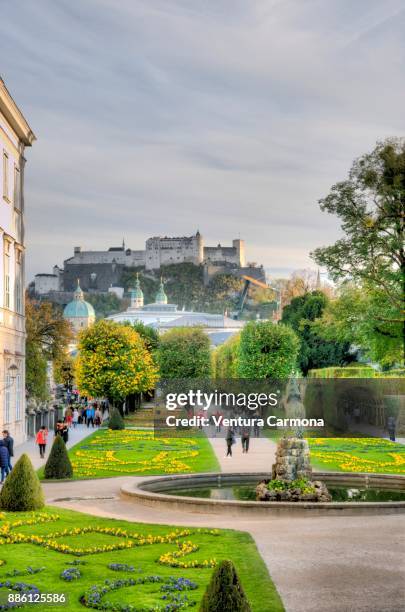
[163,485,405,503]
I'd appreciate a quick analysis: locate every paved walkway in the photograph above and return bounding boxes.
[209,433,277,472]
[13,424,95,469]
[42,477,405,612]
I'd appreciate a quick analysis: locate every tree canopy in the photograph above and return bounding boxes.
[157,327,212,380]
[75,320,158,405]
[281,291,354,375]
[311,139,404,364]
[236,321,299,379]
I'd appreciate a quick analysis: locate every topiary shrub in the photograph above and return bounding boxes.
[44,435,73,479]
[199,559,251,612]
[108,407,125,430]
[0,454,44,511]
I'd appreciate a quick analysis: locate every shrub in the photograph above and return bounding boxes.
[200,559,251,612]
[0,454,44,511]
[108,407,125,430]
[44,435,73,479]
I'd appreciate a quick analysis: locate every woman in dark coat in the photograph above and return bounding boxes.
[0,440,10,483]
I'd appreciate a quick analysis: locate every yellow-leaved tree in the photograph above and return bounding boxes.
[75,320,158,409]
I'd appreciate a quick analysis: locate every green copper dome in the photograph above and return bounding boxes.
[155,279,168,305]
[131,276,144,299]
[63,281,95,319]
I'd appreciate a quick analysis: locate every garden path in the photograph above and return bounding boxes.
[208,430,277,472]
[13,424,95,469]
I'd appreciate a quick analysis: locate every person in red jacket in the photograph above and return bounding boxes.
[35,426,48,459]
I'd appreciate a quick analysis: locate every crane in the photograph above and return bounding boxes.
[232,275,281,320]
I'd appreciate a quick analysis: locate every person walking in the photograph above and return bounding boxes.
[35,426,48,458]
[2,430,13,472]
[387,416,396,442]
[94,406,102,427]
[72,408,79,428]
[86,405,95,428]
[241,428,250,453]
[65,408,73,428]
[226,428,235,457]
[0,440,10,483]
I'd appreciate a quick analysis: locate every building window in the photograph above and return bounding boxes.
[14,166,20,209]
[15,371,22,421]
[15,249,22,314]
[4,241,11,309]
[4,375,11,424]
[2,151,9,200]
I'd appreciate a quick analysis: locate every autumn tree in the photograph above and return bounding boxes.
[75,320,158,409]
[157,327,212,380]
[312,139,404,365]
[25,296,72,401]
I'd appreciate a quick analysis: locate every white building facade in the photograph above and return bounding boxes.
[0,78,35,445]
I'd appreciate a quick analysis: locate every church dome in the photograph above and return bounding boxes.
[63,281,95,319]
[155,279,168,305]
[129,275,144,308]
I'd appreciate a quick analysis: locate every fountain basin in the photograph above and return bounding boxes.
[121,472,405,517]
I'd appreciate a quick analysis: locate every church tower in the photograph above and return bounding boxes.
[155,278,168,305]
[129,274,144,309]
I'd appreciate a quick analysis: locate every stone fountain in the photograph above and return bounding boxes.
[256,379,331,502]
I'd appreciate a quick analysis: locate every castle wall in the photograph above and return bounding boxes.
[34,274,60,294]
[145,235,203,270]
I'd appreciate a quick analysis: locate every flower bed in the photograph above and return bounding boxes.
[309,438,405,474]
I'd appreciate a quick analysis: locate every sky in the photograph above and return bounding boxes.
[1,0,404,282]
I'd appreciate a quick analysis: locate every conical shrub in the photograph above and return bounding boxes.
[44,435,73,479]
[200,560,251,612]
[108,407,125,430]
[0,454,44,511]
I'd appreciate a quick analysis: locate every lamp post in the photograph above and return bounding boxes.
[0,363,18,392]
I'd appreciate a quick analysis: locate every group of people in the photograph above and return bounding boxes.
[0,430,14,483]
[225,427,251,457]
[64,403,104,429]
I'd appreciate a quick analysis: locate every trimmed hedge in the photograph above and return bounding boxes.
[108,407,125,430]
[200,560,251,612]
[44,435,73,479]
[0,454,44,511]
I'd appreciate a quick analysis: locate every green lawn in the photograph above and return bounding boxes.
[308,437,405,474]
[39,428,220,480]
[0,507,283,612]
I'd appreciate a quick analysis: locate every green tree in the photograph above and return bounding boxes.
[0,454,44,511]
[132,321,159,352]
[200,560,251,612]
[25,296,72,401]
[108,407,125,430]
[281,291,354,375]
[76,320,158,407]
[311,139,404,364]
[313,284,402,366]
[157,327,212,379]
[214,334,240,378]
[237,321,299,379]
[44,435,73,479]
[86,292,124,318]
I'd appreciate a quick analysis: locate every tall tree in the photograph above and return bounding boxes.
[236,321,299,379]
[157,327,212,380]
[75,320,158,408]
[312,139,404,363]
[281,291,354,375]
[25,296,72,401]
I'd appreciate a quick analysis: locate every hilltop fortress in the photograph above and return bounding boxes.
[34,231,264,295]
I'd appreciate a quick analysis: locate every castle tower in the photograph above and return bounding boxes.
[129,274,144,309]
[196,230,204,264]
[155,278,168,305]
[232,239,245,267]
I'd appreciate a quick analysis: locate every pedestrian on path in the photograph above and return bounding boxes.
[241,428,250,453]
[95,406,102,427]
[387,416,396,442]
[55,421,69,443]
[35,426,48,458]
[86,405,95,428]
[65,408,73,428]
[0,440,10,483]
[226,428,235,457]
[72,408,79,428]
[2,430,13,471]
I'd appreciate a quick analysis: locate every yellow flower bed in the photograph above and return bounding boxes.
[309,438,405,474]
[70,429,202,478]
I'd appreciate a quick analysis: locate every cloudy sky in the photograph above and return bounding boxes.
[1,0,404,281]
